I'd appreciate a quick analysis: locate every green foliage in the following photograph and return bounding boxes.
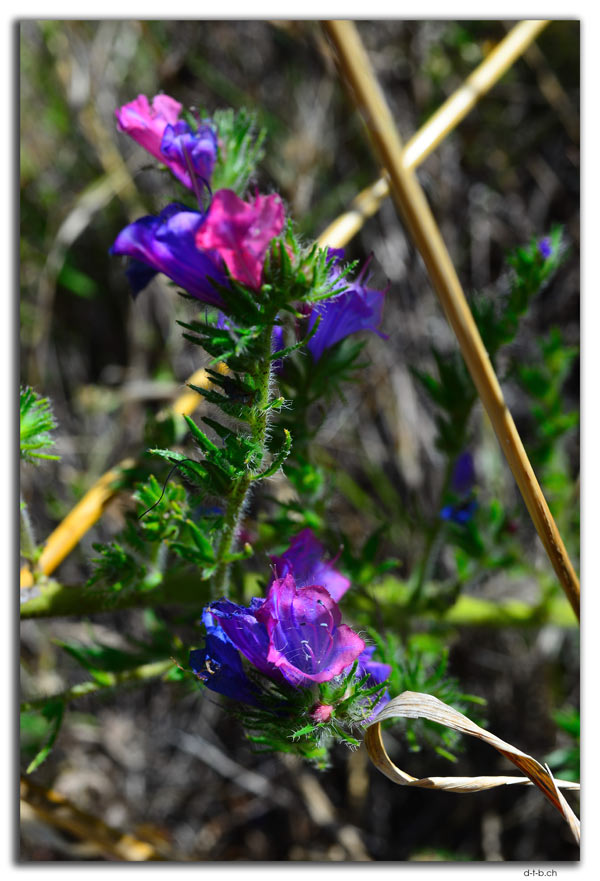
[20,386,60,463]
[514,327,579,469]
[340,526,401,591]
[409,226,577,605]
[88,475,220,590]
[412,350,475,457]
[373,631,486,760]
[544,706,580,782]
[210,107,267,195]
[21,699,64,773]
[414,228,568,459]
[264,226,356,309]
[273,336,369,464]
[56,612,187,681]
[229,657,390,770]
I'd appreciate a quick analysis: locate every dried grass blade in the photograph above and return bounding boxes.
[20,775,170,860]
[319,20,548,250]
[322,20,580,619]
[19,366,219,590]
[364,691,580,844]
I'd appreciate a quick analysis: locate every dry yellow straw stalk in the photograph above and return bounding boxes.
[20,367,212,589]
[20,458,134,590]
[21,775,168,860]
[319,19,548,249]
[322,19,580,620]
[364,692,580,844]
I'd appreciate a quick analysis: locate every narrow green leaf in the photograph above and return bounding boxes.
[24,699,64,773]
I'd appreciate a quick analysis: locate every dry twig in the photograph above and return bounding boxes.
[20,775,171,861]
[319,20,549,248]
[321,19,580,619]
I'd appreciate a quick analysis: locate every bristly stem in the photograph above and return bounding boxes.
[20,658,175,712]
[211,323,275,598]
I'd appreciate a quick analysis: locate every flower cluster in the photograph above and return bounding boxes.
[111,93,387,362]
[115,93,218,192]
[111,191,285,303]
[109,98,392,760]
[190,529,391,752]
[111,93,285,305]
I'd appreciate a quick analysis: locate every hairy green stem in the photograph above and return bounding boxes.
[20,658,175,712]
[211,324,274,598]
[19,572,578,627]
[19,567,211,619]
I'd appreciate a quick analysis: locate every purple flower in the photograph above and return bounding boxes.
[196,573,365,696]
[160,121,218,192]
[110,202,227,305]
[271,324,285,374]
[205,596,280,683]
[538,237,553,259]
[307,250,387,361]
[115,94,217,192]
[356,645,391,686]
[440,451,478,525]
[256,575,365,687]
[450,451,475,496]
[269,528,350,602]
[112,189,284,302]
[190,611,261,706]
[440,499,478,525]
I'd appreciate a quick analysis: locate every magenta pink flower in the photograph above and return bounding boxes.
[255,574,365,687]
[115,94,218,191]
[195,189,285,290]
[269,528,350,602]
[116,94,182,161]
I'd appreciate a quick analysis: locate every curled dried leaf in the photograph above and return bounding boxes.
[365,691,580,845]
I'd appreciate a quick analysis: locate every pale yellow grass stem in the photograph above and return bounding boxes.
[318,19,548,249]
[365,692,580,844]
[21,776,169,860]
[322,19,579,620]
[19,369,211,589]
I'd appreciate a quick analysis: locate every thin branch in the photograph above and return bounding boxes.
[21,775,170,861]
[20,659,175,712]
[318,20,548,249]
[321,19,579,620]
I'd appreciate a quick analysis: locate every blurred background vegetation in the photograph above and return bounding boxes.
[20,20,579,861]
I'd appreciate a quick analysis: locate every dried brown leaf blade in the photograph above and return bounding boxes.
[364,691,580,844]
